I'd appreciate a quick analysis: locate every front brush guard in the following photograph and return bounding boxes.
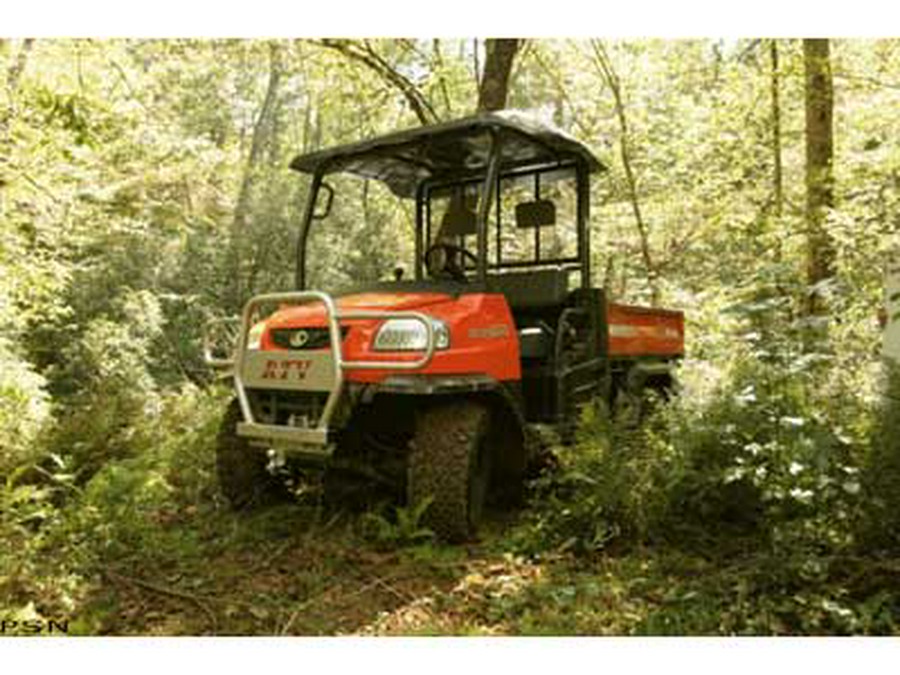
[231,291,436,453]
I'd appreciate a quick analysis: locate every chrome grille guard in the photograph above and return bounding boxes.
[231,291,436,450]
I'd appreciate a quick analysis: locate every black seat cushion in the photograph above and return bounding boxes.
[486,269,570,310]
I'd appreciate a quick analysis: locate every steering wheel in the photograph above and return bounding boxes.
[424,242,478,282]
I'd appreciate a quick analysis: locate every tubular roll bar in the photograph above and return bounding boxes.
[202,317,240,370]
[233,291,436,447]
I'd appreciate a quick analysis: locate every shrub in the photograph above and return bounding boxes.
[655,355,866,551]
[48,290,166,480]
[513,349,872,557]
[0,338,53,478]
[511,402,681,557]
[858,362,900,552]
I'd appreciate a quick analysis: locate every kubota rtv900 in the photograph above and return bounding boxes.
[208,113,684,541]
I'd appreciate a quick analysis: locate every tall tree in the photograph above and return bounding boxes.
[590,39,659,305]
[477,39,521,112]
[803,38,836,318]
[770,39,784,219]
[225,41,284,312]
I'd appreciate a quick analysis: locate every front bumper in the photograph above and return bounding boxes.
[230,291,438,454]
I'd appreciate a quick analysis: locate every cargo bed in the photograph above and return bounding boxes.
[607,302,684,358]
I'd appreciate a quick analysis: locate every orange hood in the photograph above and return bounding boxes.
[264,292,453,328]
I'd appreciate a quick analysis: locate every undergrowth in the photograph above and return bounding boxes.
[3,339,900,634]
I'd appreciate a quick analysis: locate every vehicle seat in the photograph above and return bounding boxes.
[486,268,570,311]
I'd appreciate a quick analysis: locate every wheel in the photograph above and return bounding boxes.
[216,399,289,509]
[407,401,492,543]
[612,386,643,428]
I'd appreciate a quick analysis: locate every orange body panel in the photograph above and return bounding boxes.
[257,292,682,387]
[607,302,684,358]
[260,292,521,383]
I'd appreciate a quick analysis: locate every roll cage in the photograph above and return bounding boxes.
[290,112,605,291]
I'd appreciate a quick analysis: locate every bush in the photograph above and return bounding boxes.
[48,290,166,480]
[514,350,872,557]
[662,361,866,552]
[50,385,225,562]
[0,338,53,477]
[511,401,680,556]
[858,362,900,552]
[0,383,227,619]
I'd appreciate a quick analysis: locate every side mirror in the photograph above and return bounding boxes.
[314,182,334,220]
[515,199,556,228]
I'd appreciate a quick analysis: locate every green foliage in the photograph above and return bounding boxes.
[449,550,899,636]
[859,363,900,552]
[47,291,165,479]
[0,339,52,476]
[512,404,675,556]
[657,357,866,550]
[516,339,872,557]
[56,385,223,558]
[359,497,435,549]
[0,385,223,619]
[0,450,82,619]
[2,37,900,634]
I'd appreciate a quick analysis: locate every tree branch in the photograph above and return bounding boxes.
[590,39,658,305]
[315,39,438,126]
[6,38,34,93]
[530,44,592,137]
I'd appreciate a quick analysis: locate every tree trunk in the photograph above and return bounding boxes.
[225,41,283,312]
[6,38,34,93]
[770,39,784,219]
[803,38,836,318]
[432,39,454,117]
[1,39,35,220]
[477,39,521,112]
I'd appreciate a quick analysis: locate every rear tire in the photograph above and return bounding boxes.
[408,401,492,543]
[216,400,289,509]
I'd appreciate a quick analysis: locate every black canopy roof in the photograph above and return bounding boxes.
[289,111,605,198]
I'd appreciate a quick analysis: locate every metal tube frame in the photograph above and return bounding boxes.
[295,169,325,290]
[422,159,582,275]
[202,316,240,370]
[233,291,436,448]
[576,160,591,289]
[476,130,502,283]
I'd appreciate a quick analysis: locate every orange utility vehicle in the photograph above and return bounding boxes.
[210,113,683,540]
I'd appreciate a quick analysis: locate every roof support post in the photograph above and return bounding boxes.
[477,129,502,283]
[414,181,426,281]
[577,160,591,288]
[295,168,325,290]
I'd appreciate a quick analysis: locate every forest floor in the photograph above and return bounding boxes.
[7,386,898,637]
[69,500,688,636]
[63,492,898,636]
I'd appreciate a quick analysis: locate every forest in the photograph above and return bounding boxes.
[1,37,900,637]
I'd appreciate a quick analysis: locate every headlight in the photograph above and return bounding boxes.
[373,318,449,351]
[246,321,266,351]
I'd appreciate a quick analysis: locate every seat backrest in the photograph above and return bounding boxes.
[486,269,570,311]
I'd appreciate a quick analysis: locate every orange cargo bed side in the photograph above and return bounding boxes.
[607,302,684,358]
